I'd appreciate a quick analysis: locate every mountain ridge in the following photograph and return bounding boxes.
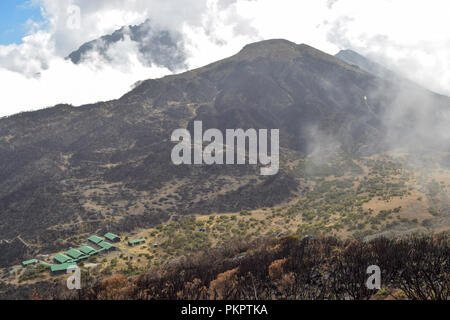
[1,39,450,267]
[66,19,187,72]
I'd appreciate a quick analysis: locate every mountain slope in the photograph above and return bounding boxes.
[1,39,450,267]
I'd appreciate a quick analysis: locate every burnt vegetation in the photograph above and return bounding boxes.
[49,233,449,300]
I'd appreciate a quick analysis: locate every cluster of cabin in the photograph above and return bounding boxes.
[21,232,121,275]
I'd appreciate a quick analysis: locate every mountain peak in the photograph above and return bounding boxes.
[230,39,345,68]
[240,39,298,51]
[233,39,300,61]
[66,19,187,71]
[335,49,413,85]
[335,49,375,69]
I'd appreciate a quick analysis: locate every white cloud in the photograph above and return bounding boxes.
[0,46,170,117]
[2,0,450,117]
[0,31,54,77]
[324,0,450,95]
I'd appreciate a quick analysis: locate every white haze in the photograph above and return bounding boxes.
[0,36,171,116]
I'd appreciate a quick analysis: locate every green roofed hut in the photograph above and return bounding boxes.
[22,259,38,267]
[79,245,96,255]
[50,263,77,275]
[128,238,145,246]
[66,249,84,260]
[53,253,72,264]
[88,235,103,245]
[98,241,116,251]
[104,232,120,243]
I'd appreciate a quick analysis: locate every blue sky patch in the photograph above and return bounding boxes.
[0,1,43,45]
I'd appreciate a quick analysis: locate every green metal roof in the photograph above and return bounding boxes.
[53,253,72,264]
[79,245,96,255]
[50,263,77,272]
[98,241,114,250]
[104,232,120,241]
[66,249,83,259]
[128,238,146,245]
[22,259,38,266]
[88,235,103,244]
